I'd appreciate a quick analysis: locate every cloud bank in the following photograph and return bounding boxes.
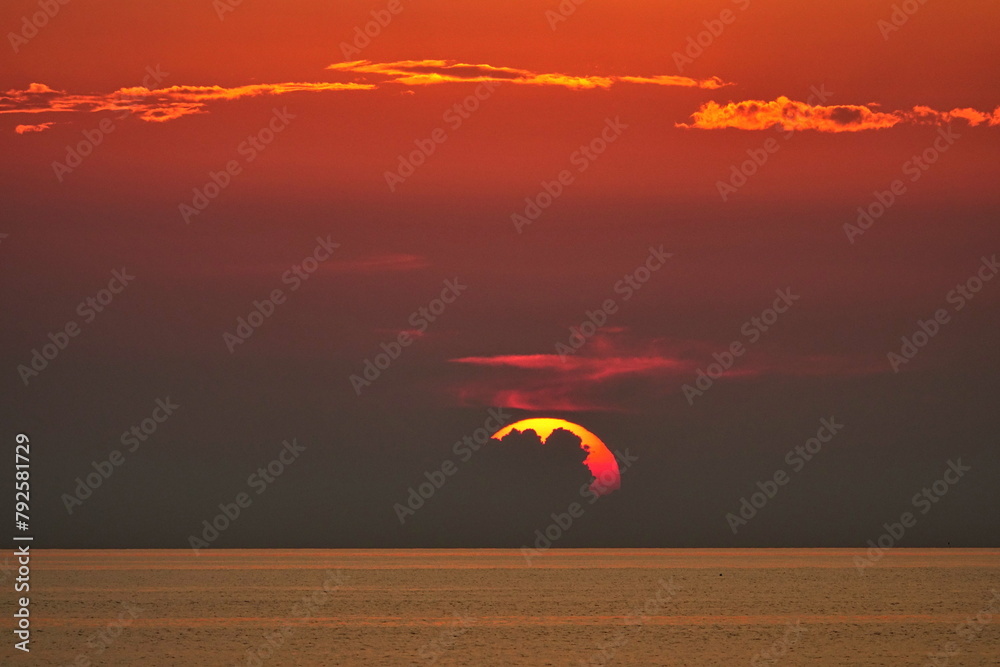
[2,60,729,132]
[679,96,1000,132]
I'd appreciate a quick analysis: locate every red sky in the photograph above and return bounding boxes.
[2,0,998,546]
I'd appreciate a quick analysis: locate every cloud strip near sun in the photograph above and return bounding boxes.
[327,59,729,90]
[2,60,729,132]
[679,96,1000,132]
[449,333,880,412]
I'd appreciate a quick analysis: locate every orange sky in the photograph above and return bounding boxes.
[3,0,999,210]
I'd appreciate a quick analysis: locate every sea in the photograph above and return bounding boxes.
[10,548,1000,665]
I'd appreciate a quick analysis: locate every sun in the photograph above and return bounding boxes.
[490,418,620,495]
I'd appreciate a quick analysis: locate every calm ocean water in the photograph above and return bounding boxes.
[11,549,1000,665]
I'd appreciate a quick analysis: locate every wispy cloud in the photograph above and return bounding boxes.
[328,59,729,90]
[451,348,694,412]
[679,96,1000,132]
[449,333,698,412]
[325,253,430,274]
[3,59,727,132]
[1,80,374,125]
[453,353,686,377]
[207,253,429,279]
[449,333,880,412]
[7,67,999,137]
[14,121,55,134]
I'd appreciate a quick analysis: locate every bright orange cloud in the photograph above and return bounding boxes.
[679,96,1000,132]
[2,58,727,132]
[0,80,374,124]
[14,122,55,134]
[327,59,729,90]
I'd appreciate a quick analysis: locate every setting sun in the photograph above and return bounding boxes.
[492,418,620,495]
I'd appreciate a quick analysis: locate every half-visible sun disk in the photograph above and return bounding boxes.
[490,418,620,495]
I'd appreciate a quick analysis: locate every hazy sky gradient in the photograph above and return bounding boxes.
[2,0,998,547]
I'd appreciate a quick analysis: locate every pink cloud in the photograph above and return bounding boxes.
[448,332,880,412]
[449,334,698,412]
